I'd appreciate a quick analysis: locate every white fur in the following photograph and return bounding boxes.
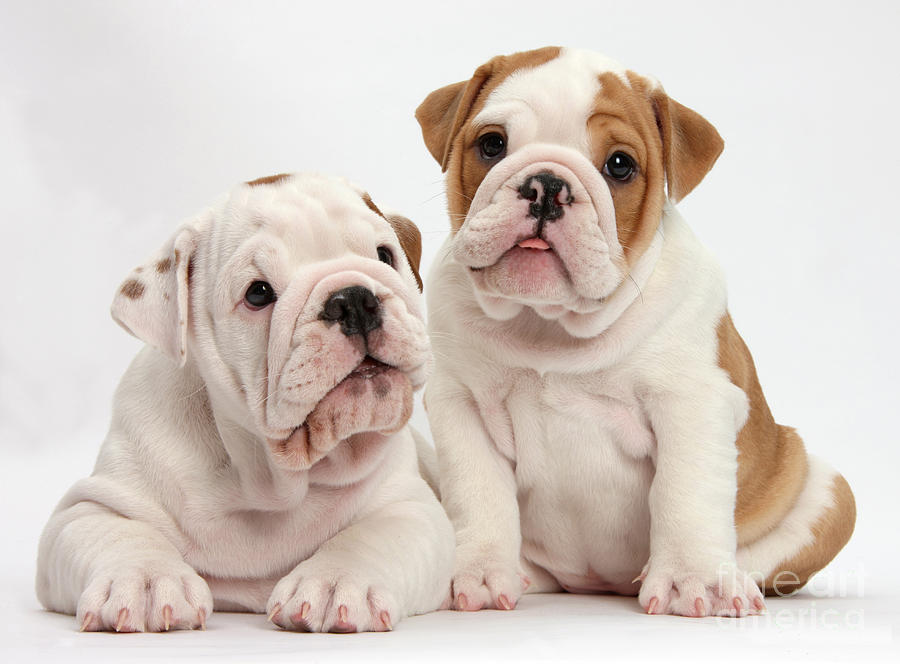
[36,174,454,633]
[473,48,629,156]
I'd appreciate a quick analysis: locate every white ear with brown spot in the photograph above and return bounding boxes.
[415,60,496,172]
[653,92,725,203]
[111,223,199,366]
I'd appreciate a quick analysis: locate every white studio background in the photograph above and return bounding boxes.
[1,1,898,661]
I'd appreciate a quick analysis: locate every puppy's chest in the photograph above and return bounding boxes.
[181,477,374,578]
[475,369,655,463]
[474,368,656,584]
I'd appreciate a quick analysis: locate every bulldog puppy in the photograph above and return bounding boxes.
[416,47,855,618]
[36,173,454,632]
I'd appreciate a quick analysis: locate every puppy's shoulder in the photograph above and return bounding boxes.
[102,349,220,466]
[630,211,732,384]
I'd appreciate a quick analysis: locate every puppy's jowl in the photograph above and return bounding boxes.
[417,47,855,618]
[36,174,454,633]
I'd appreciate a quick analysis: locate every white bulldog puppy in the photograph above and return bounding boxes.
[36,173,454,633]
[416,47,855,618]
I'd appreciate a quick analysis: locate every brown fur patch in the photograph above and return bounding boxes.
[360,192,385,218]
[246,173,292,187]
[155,257,172,274]
[584,72,667,264]
[762,473,856,596]
[719,315,856,593]
[120,279,145,299]
[716,312,808,546]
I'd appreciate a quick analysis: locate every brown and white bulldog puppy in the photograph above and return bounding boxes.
[36,173,454,632]
[416,47,855,618]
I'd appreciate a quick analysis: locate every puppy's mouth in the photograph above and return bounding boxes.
[292,355,396,431]
[347,355,392,379]
[516,236,551,251]
[266,354,411,470]
[496,243,569,280]
[469,236,555,272]
[462,232,583,308]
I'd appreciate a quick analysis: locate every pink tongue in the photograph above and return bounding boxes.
[518,237,550,250]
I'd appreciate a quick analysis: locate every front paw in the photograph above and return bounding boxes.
[267,565,398,633]
[450,552,529,612]
[76,562,213,632]
[638,562,765,618]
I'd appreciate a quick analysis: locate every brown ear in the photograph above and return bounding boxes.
[653,93,724,203]
[415,61,495,172]
[385,213,423,292]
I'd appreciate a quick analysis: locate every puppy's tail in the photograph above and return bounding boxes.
[411,426,441,500]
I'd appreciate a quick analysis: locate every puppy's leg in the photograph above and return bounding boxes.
[410,426,440,497]
[36,499,212,632]
[266,468,454,632]
[737,455,856,597]
[639,386,766,618]
[427,376,528,611]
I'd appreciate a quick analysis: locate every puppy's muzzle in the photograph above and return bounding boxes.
[320,285,382,337]
[518,171,574,235]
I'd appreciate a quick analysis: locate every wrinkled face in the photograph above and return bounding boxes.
[417,47,723,328]
[113,174,428,471]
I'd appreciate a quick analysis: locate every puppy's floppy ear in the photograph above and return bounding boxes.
[111,222,199,366]
[385,213,423,292]
[415,60,496,172]
[652,92,724,203]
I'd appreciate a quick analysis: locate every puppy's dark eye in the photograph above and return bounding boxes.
[244,281,277,309]
[377,246,394,268]
[603,152,636,181]
[478,132,506,160]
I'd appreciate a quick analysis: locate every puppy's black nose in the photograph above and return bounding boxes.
[518,172,573,227]
[320,286,382,337]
